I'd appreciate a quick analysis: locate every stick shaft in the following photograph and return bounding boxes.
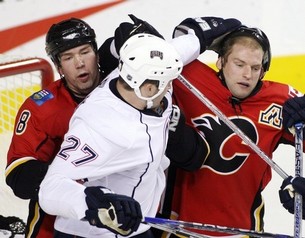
[145,217,292,238]
[177,74,288,179]
[147,222,209,238]
[294,122,304,237]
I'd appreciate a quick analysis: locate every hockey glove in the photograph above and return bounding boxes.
[98,37,119,79]
[279,176,305,219]
[0,215,26,236]
[172,16,241,53]
[282,95,305,134]
[84,186,142,236]
[114,14,164,55]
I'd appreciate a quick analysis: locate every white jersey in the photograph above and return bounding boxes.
[39,69,171,237]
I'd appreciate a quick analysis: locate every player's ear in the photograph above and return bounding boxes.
[216,57,223,70]
[57,66,64,76]
[140,82,156,97]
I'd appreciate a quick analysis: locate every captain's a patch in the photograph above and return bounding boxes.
[30,89,54,106]
[259,103,282,129]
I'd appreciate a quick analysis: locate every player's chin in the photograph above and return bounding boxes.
[233,90,251,99]
[235,86,253,98]
[79,81,96,93]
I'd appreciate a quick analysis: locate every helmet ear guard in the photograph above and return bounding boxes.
[45,18,97,65]
[118,33,183,108]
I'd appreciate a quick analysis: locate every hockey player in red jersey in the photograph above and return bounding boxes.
[5,18,102,238]
[162,18,305,236]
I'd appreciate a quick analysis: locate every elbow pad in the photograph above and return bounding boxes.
[6,160,48,200]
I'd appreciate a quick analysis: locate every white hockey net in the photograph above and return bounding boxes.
[0,56,54,221]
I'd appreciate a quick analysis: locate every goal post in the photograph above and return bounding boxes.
[0,57,54,133]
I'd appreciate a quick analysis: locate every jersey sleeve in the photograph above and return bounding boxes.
[38,115,97,219]
[6,85,75,199]
[38,104,130,219]
[170,32,200,66]
[5,98,53,199]
[7,99,49,164]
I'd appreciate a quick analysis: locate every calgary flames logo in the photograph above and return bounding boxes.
[192,114,258,174]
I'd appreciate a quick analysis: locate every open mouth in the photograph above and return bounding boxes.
[78,72,89,82]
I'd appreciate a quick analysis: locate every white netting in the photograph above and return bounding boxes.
[0,57,52,133]
[0,72,41,133]
[0,56,53,224]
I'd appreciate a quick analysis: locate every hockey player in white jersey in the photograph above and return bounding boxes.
[38,33,183,238]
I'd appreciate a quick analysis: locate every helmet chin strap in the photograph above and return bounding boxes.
[134,88,164,109]
[146,100,154,109]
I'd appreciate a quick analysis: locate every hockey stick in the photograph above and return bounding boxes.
[144,217,294,238]
[294,122,304,238]
[147,222,209,238]
[177,74,288,179]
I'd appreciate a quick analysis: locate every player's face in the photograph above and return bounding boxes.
[58,44,100,97]
[218,42,264,99]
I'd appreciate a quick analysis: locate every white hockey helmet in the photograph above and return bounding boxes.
[118,33,183,108]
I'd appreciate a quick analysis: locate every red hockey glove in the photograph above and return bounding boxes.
[172,16,241,53]
[282,95,305,134]
[84,186,142,236]
[279,176,305,219]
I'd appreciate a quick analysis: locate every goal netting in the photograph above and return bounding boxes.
[0,56,54,224]
[0,57,54,133]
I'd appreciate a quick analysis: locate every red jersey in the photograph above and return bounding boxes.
[171,60,304,235]
[6,79,78,238]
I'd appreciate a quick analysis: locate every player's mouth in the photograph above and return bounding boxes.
[78,72,90,82]
[238,82,250,88]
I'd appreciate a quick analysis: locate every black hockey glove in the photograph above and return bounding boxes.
[114,14,164,55]
[84,186,142,236]
[172,16,241,53]
[98,15,163,79]
[98,37,119,79]
[279,176,305,219]
[282,95,305,134]
[0,215,26,236]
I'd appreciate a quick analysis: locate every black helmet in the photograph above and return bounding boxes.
[45,18,97,65]
[219,26,271,73]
